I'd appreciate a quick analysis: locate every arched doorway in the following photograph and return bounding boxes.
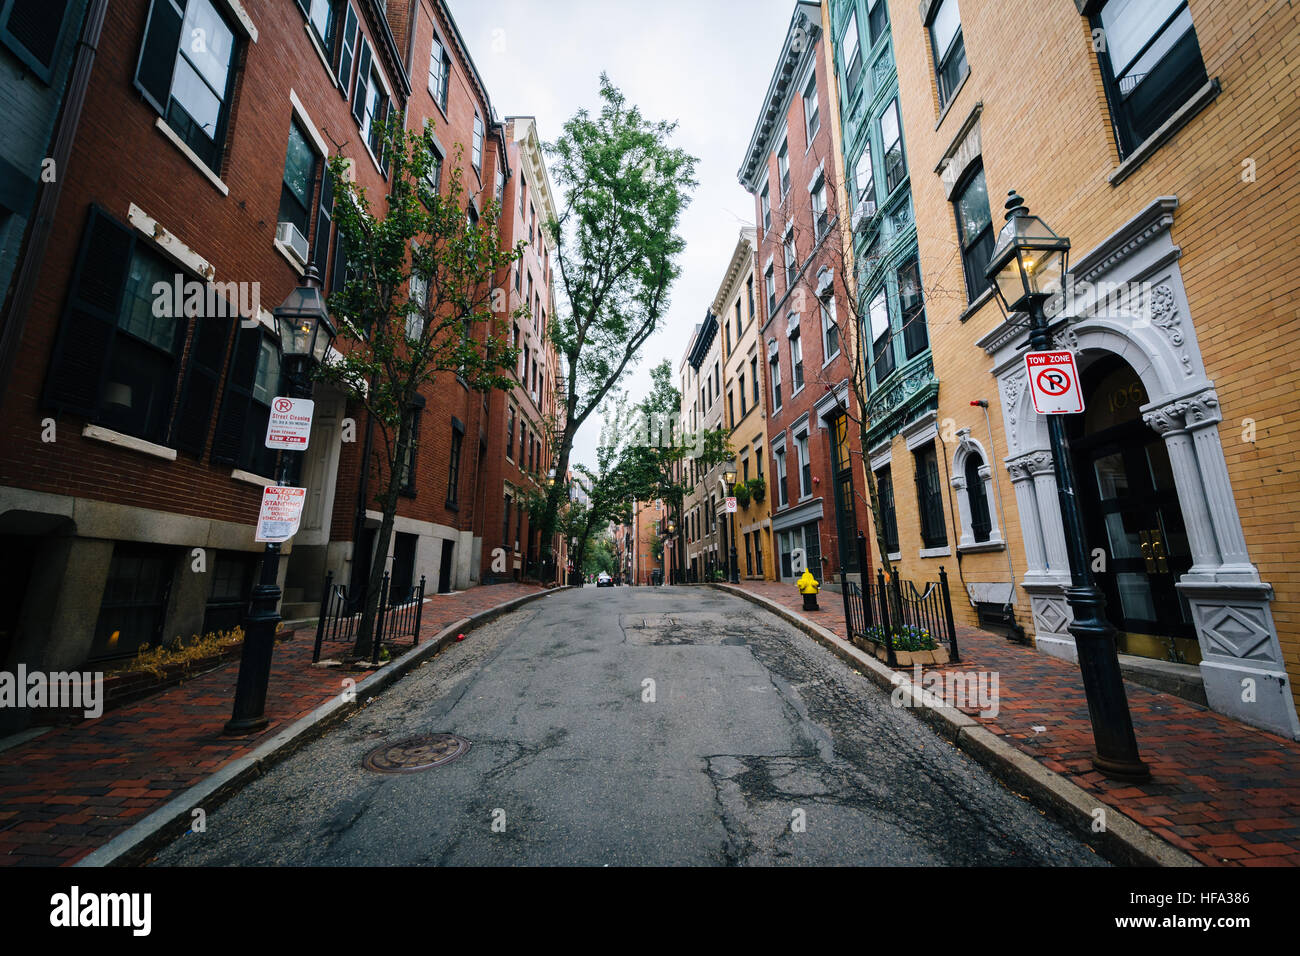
[1067,354,1199,663]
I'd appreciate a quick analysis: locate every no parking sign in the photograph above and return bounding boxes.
[1025,350,1084,415]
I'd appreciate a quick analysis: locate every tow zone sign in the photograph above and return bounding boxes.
[1025,350,1084,415]
[255,486,306,543]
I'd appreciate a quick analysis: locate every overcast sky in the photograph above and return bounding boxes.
[446,0,795,471]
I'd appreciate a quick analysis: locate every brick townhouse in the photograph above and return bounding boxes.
[477,115,565,584]
[878,0,1300,738]
[680,309,723,581]
[739,0,870,586]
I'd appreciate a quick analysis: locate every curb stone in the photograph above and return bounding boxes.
[710,583,1199,868]
[74,586,571,868]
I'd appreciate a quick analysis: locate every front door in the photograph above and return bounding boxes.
[1069,356,1197,662]
[829,412,861,572]
[437,539,455,594]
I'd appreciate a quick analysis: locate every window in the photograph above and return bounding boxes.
[953,163,994,302]
[745,534,753,576]
[503,494,512,550]
[928,0,968,111]
[355,45,389,166]
[880,98,905,194]
[784,231,797,288]
[867,0,889,45]
[747,276,755,319]
[795,431,811,499]
[761,185,771,231]
[398,406,421,496]
[279,119,318,238]
[876,466,899,553]
[738,373,746,416]
[790,329,804,391]
[1093,0,1208,157]
[897,257,928,358]
[777,137,790,196]
[134,0,238,172]
[965,451,992,543]
[869,289,894,382]
[821,298,840,360]
[211,324,280,477]
[770,353,782,411]
[495,165,506,205]
[765,265,776,315]
[0,0,74,83]
[472,112,484,174]
[727,391,735,429]
[428,34,450,111]
[336,3,358,90]
[408,254,427,340]
[447,420,464,508]
[427,146,443,194]
[40,209,239,452]
[841,11,863,98]
[855,142,875,207]
[304,0,336,52]
[90,546,174,661]
[750,356,760,405]
[734,300,742,343]
[775,448,788,508]
[506,404,515,461]
[810,174,828,239]
[914,442,948,549]
[803,70,820,142]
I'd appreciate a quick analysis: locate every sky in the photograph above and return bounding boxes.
[446,0,796,471]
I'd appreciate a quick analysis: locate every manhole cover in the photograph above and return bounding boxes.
[362,734,470,773]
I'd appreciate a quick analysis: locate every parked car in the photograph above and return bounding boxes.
[596,572,614,588]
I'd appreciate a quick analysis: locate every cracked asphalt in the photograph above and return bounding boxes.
[152,585,1105,866]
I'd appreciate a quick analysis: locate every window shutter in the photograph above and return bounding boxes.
[378,99,392,175]
[172,308,234,457]
[0,0,71,82]
[210,324,260,466]
[133,0,183,117]
[336,3,357,91]
[312,166,334,276]
[42,206,134,417]
[351,36,371,126]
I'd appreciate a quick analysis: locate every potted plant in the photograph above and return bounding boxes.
[747,475,766,503]
[733,481,751,509]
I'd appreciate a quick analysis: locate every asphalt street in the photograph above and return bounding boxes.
[153,585,1105,866]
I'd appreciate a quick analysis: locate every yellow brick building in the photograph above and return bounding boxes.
[866,0,1300,738]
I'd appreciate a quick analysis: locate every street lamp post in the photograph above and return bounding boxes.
[225,266,336,736]
[722,458,739,584]
[985,191,1149,782]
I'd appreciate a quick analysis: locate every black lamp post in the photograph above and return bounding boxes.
[225,266,336,736]
[665,519,676,586]
[722,458,739,584]
[985,191,1149,782]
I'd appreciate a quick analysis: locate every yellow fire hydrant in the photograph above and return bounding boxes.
[796,569,820,611]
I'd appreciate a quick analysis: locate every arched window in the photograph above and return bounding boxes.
[965,451,992,543]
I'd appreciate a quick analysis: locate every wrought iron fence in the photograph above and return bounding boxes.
[312,570,427,664]
[839,533,959,665]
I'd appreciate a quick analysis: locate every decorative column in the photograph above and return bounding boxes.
[1028,451,1071,576]
[1183,391,1256,581]
[1142,395,1221,580]
[1007,455,1048,577]
[978,464,1005,544]
[950,471,975,548]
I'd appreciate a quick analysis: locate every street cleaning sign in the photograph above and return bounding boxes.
[1025,350,1084,414]
[265,396,314,450]
[255,486,307,543]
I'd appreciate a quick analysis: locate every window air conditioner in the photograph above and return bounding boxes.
[276,221,310,265]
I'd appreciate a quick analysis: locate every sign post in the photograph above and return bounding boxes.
[1025,349,1084,415]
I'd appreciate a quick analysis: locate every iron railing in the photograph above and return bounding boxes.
[312,570,426,664]
[839,533,959,665]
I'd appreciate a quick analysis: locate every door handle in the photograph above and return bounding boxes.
[1150,529,1169,573]
[1138,529,1157,574]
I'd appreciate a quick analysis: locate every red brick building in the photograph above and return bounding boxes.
[0,0,560,702]
[739,0,869,585]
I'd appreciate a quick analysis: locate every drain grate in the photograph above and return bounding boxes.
[362,734,470,774]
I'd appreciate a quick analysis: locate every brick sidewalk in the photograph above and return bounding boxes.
[726,580,1300,866]
[0,582,546,866]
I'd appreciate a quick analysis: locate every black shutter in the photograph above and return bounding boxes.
[0,0,71,81]
[351,36,371,126]
[42,206,134,417]
[133,0,183,117]
[172,308,234,457]
[312,166,334,276]
[330,229,348,296]
[210,324,260,466]
[336,3,357,90]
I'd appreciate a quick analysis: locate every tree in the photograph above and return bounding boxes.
[536,75,699,577]
[320,119,525,656]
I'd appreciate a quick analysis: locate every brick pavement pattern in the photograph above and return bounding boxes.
[728,580,1300,867]
[0,583,545,866]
